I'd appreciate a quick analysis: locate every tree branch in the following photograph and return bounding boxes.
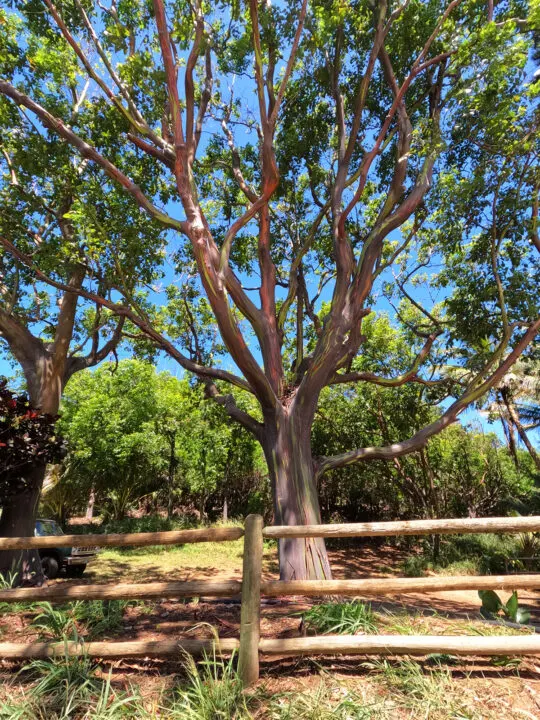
[0,236,254,394]
[66,315,126,379]
[330,332,442,387]
[268,0,308,127]
[0,81,189,234]
[204,381,263,438]
[316,319,540,477]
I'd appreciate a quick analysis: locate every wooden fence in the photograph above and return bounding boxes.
[1,514,540,685]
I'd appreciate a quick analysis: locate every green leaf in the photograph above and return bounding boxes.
[478,590,503,614]
[504,590,519,621]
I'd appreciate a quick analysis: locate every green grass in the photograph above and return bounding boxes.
[380,609,435,635]
[400,533,523,577]
[168,649,254,719]
[302,601,378,635]
[93,539,246,581]
[32,604,79,640]
[0,572,38,616]
[266,676,387,719]
[73,599,145,639]
[368,658,481,719]
[0,642,141,720]
[1,639,255,720]
[30,599,147,641]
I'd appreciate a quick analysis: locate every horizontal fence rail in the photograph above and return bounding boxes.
[3,574,539,604]
[262,515,540,539]
[0,638,240,659]
[258,634,540,657]
[3,634,539,659]
[0,580,242,603]
[261,574,540,597]
[0,526,244,551]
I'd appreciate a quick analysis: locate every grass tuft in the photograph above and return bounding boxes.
[302,601,378,635]
[169,647,254,719]
[368,658,480,719]
[266,677,386,719]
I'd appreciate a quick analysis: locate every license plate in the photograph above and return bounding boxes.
[72,546,99,554]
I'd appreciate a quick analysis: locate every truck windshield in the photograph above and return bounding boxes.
[35,520,64,536]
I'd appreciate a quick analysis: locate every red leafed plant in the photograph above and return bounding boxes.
[0,379,64,497]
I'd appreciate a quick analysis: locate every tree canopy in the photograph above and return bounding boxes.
[0,0,538,579]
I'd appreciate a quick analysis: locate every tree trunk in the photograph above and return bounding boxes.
[263,412,332,581]
[86,486,95,521]
[0,362,64,585]
[167,433,176,520]
[0,465,45,584]
[503,396,540,471]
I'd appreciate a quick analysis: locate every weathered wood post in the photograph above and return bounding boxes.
[238,513,263,687]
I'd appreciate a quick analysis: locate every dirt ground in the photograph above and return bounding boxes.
[1,541,540,718]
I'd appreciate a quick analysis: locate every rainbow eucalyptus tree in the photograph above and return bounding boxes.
[0,0,538,580]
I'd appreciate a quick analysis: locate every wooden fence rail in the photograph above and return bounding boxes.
[0,526,243,551]
[260,574,540,597]
[258,635,540,657]
[0,638,240,659]
[1,513,540,686]
[262,516,540,539]
[0,580,242,603]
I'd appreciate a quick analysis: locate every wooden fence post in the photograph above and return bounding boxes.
[238,514,263,687]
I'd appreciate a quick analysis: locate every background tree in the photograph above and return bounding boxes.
[489,360,540,470]
[53,360,265,522]
[0,9,167,572]
[0,379,64,578]
[0,0,538,580]
[312,317,537,533]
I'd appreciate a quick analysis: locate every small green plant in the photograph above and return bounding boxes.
[302,601,378,635]
[0,660,142,719]
[0,571,37,615]
[31,599,137,642]
[490,655,522,669]
[82,674,144,719]
[170,648,254,719]
[72,599,132,638]
[32,603,78,640]
[478,590,531,624]
[23,641,102,718]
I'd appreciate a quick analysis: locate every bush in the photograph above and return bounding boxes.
[0,379,64,497]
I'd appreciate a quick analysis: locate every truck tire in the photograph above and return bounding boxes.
[41,555,59,580]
